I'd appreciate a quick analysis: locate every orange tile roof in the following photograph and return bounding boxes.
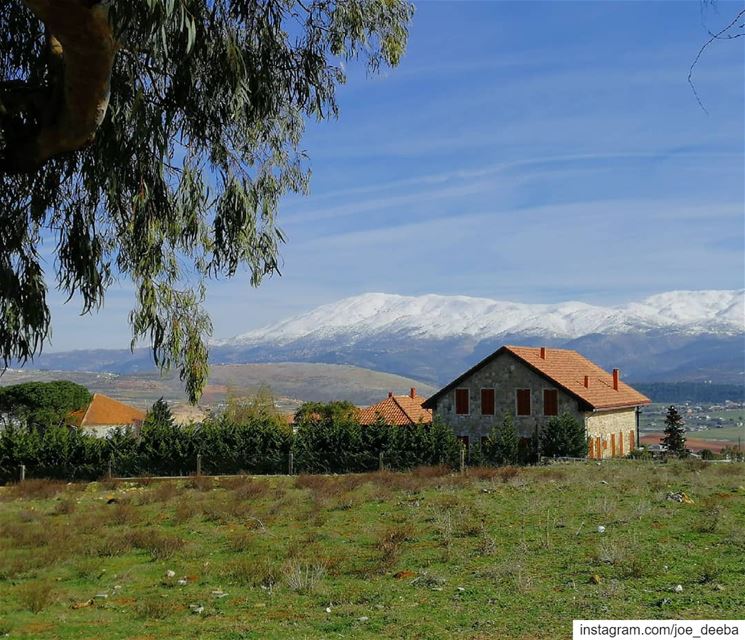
[68,393,145,428]
[424,345,650,411]
[358,392,433,426]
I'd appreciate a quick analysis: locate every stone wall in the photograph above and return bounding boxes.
[585,408,637,459]
[430,351,585,444]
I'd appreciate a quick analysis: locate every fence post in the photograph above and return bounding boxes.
[379,451,384,471]
[19,464,25,483]
[107,456,113,480]
[459,445,466,475]
[196,454,202,477]
[288,452,294,476]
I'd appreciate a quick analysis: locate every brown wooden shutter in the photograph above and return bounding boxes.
[481,389,495,416]
[455,388,469,415]
[543,389,558,416]
[516,389,531,416]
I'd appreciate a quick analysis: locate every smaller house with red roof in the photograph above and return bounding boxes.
[422,346,650,459]
[68,393,146,436]
[358,388,432,427]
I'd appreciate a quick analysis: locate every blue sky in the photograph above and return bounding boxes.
[47,0,744,351]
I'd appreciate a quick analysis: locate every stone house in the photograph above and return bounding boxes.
[422,345,650,459]
[358,388,432,426]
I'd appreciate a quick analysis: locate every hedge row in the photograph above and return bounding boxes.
[0,402,461,481]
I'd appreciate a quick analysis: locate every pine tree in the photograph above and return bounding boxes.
[483,413,519,465]
[661,405,687,457]
[540,412,588,458]
[144,397,175,429]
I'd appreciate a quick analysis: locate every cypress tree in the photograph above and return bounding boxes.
[661,405,687,457]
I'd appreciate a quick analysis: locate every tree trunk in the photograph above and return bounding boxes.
[1,0,116,173]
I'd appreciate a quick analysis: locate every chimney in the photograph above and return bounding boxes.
[540,347,546,359]
[388,391,393,398]
[410,387,416,399]
[612,369,619,391]
[584,375,589,388]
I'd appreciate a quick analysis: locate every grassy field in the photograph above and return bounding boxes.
[1,462,744,639]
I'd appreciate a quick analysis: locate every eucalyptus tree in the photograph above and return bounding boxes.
[0,0,413,400]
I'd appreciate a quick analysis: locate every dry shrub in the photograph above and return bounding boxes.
[17,509,39,523]
[684,459,708,473]
[336,473,369,493]
[593,540,624,566]
[712,463,744,477]
[476,533,497,556]
[139,481,179,504]
[535,467,567,482]
[71,557,102,581]
[294,474,340,498]
[368,470,422,493]
[467,467,502,481]
[225,557,277,587]
[108,501,141,526]
[223,476,270,501]
[222,494,258,521]
[127,529,185,560]
[6,479,68,501]
[283,560,326,593]
[72,510,104,534]
[173,497,202,523]
[698,497,724,533]
[498,466,521,483]
[226,528,255,553]
[0,552,42,580]
[135,597,172,619]
[1,522,52,549]
[455,508,485,538]
[17,580,54,613]
[411,465,451,479]
[490,559,535,593]
[99,479,123,492]
[186,475,214,492]
[618,554,650,579]
[698,559,722,584]
[52,498,77,516]
[376,523,416,570]
[95,532,134,557]
[284,536,317,560]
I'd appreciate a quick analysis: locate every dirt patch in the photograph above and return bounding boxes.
[640,434,731,453]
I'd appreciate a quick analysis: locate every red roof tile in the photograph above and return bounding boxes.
[505,346,650,410]
[358,392,433,426]
[424,345,650,411]
[68,393,145,428]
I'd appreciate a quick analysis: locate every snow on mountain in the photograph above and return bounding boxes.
[219,289,745,346]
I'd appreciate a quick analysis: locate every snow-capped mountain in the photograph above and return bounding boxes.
[207,289,744,386]
[219,289,744,346]
[22,290,744,387]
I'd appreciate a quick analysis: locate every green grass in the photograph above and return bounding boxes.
[692,426,745,444]
[1,463,744,639]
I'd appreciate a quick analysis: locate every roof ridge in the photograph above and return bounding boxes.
[389,395,414,425]
[79,393,96,427]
